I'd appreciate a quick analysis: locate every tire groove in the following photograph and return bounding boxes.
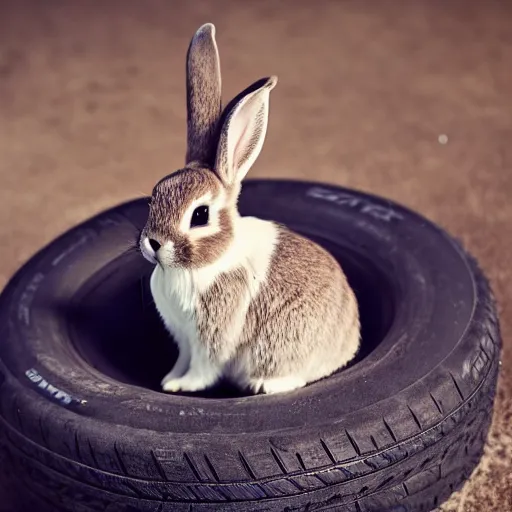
[185,485,201,501]
[407,405,422,430]
[288,478,304,491]
[203,454,220,482]
[296,452,306,470]
[87,438,100,469]
[383,417,397,442]
[38,416,49,449]
[471,355,485,375]
[238,450,257,480]
[320,438,336,464]
[184,452,202,482]
[481,337,492,359]
[211,486,231,501]
[430,393,444,414]
[441,445,451,461]
[114,442,129,476]
[270,447,288,475]
[376,475,393,490]
[14,397,23,434]
[151,449,167,481]
[315,473,328,486]
[486,330,497,348]
[450,372,465,400]
[419,456,432,469]
[345,429,361,456]
[74,432,81,462]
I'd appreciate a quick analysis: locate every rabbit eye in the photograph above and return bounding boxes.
[190,205,209,228]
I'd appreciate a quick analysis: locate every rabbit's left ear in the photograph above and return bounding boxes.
[186,23,222,167]
[214,76,277,186]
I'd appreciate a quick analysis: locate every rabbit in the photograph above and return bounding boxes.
[139,23,361,395]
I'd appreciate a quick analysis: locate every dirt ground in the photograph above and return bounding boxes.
[0,1,510,510]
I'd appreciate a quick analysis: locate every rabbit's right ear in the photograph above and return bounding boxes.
[214,76,277,187]
[185,23,222,167]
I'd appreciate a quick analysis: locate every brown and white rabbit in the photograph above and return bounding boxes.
[140,23,360,394]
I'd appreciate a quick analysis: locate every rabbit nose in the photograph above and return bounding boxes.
[148,239,161,252]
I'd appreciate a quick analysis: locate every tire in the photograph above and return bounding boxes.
[0,179,501,512]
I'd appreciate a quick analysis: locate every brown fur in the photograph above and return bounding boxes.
[196,224,360,381]
[197,267,249,359]
[185,24,222,166]
[193,208,234,266]
[245,225,359,381]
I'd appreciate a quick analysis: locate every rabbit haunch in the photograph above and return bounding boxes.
[139,23,360,394]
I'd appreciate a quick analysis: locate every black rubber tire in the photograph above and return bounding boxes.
[0,179,501,512]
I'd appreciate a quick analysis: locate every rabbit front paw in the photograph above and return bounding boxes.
[162,375,207,393]
[161,364,220,393]
[161,345,220,393]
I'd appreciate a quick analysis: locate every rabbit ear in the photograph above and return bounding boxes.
[215,76,277,186]
[185,23,222,166]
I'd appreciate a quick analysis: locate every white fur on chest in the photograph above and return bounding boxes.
[150,265,197,347]
[150,217,278,347]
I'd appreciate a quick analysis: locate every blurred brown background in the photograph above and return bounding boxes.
[0,1,510,510]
